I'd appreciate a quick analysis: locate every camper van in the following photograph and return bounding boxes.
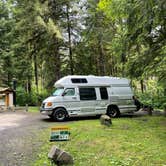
[40,75,137,121]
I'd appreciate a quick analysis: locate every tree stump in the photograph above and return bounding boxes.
[48,145,74,165]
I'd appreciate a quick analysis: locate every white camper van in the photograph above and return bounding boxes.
[40,75,137,121]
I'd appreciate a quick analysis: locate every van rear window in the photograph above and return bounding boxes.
[100,87,108,100]
[71,78,88,83]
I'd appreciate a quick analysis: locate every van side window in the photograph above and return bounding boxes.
[63,88,75,96]
[79,88,96,100]
[100,87,108,100]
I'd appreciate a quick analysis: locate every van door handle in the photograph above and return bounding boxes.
[72,97,77,99]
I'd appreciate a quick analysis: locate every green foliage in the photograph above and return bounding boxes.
[98,0,127,20]
[0,0,165,106]
[136,92,166,109]
[32,117,166,165]
[133,79,166,109]
[0,1,15,86]
[37,89,50,104]
[126,0,166,83]
[16,87,37,106]
[16,87,49,106]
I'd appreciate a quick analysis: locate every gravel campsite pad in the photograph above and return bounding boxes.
[0,111,55,166]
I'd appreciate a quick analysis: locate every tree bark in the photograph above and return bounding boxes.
[53,38,61,81]
[164,88,166,117]
[27,77,31,93]
[66,4,74,75]
[164,107,166,117]
[98,37,105,76]
[140,80,144,93]
[33,53,38,93]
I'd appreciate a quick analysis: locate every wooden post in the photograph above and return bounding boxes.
[147,107,152,116]
[164,106,166,117]
[5,93,9,108]
[26,104,28,112]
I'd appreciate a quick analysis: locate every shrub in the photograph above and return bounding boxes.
[136,91,166,109]
[16,87,50,106]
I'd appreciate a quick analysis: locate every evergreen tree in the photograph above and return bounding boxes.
[0,1,15,87]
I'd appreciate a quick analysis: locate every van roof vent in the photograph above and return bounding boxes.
[71,78,88,83]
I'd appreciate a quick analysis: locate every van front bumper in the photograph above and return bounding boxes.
[40,108,53,116]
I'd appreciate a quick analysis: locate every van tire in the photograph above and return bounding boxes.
[48,115,54,119]
[107,106,120,118]
[53,108,67,122]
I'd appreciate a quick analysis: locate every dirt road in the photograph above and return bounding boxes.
[0,111,56,166]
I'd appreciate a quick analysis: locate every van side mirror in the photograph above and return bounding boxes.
[62,92,67,96]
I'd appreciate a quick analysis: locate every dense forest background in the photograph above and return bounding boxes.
[0,0,165,108]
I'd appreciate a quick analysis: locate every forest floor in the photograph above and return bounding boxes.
[0,109,165,166]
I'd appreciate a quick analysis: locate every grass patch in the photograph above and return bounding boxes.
[28,106,40,113]
[33,116,166,166]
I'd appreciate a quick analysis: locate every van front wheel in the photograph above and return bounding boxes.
[107,106,120,118]
[53,108,67,122]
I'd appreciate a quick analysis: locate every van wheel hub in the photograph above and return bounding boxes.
[53,108,67,121]
[57,112,65,119]
[107,107,120,118]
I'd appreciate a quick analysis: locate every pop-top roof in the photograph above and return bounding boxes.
[54,75,130,87]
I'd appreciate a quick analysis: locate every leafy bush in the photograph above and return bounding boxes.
[136,91,166,109]
[16,87,50,106]
[133,79,166,109]
[37,90,50,105]
[16,87,28,106]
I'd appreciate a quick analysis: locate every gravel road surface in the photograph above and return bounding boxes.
[0,111,55,166]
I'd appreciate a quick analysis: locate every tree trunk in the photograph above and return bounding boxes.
[140,80,144,93]
[110,54,114,76]
[98,37,105,76]
[66,4,74,75]
[121,53,126,77]
[92,47,99,75]
[164,88,166,117]
[164,88,166,96]
[53,38,61,81]
[41,64,43,91]
[33,53,38,93]
[26,77,31,93]
[7,72,10,87]
[164,107,166,117]
[54,53,61,81]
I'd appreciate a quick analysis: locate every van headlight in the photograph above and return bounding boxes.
[46,102,53,107]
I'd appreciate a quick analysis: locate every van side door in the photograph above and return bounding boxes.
[62,88,79,112]
[79,87,96,115]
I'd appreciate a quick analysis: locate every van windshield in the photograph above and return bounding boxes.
[52,88,64,96]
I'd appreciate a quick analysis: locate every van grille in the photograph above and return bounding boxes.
[42,103,45,108]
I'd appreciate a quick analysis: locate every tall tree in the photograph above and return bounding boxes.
[126,0,166,92]
[13,0,64,91]
[0,1,15,87]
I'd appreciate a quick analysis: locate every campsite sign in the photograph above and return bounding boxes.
[50,126,70,141]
